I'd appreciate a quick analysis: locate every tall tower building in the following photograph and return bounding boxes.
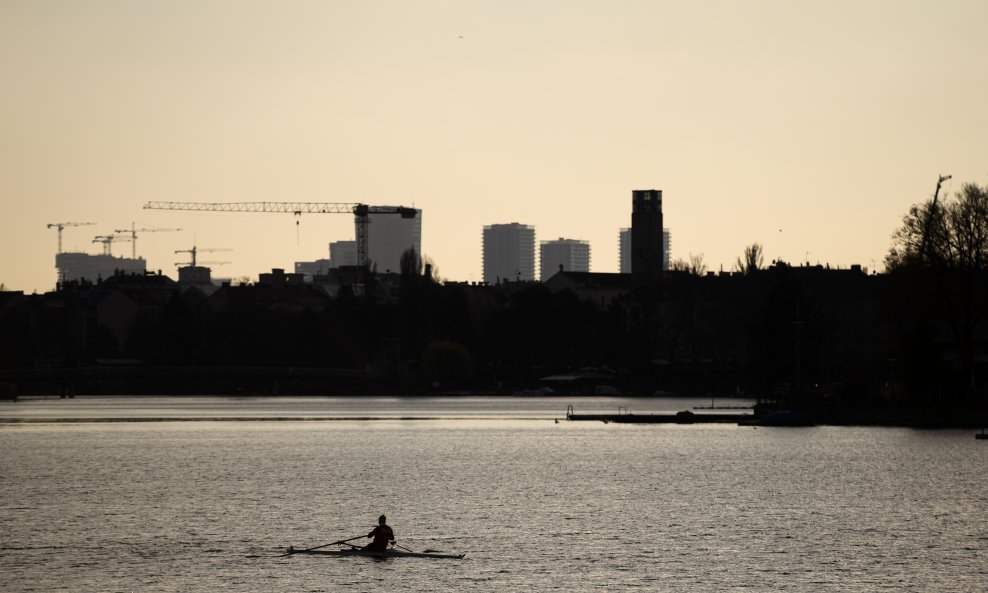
[620,227,670,273]
[482,223,536,283]
[631,189,664,285]
[540,238,590,280]
[366,208,422,274]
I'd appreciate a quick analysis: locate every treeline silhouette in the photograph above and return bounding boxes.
[0,262,985,418]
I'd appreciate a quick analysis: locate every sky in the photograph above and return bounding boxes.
[2,0,987,292]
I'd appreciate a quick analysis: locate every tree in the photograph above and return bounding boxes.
[886,183,988,270]
[422,255,439,283]
[735,243,764,275]
[886,182,988,399]
[671,253,708,276]
[400,247,423,278]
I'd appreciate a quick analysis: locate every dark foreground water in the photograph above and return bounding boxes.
[1,397,985,592]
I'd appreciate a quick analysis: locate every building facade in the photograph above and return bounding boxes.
[540,238,590,281]
[329,240,358,268]
[482,223,536,283]
[177,265,213,288]
[630,189,664,285]
[620,227,670,273]
[294,240,359,278]
[366,208,422,274]
[55,252,146,286]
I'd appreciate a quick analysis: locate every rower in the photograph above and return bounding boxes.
[363,514,395,551]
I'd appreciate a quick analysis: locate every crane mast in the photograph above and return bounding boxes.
[175,245,233,267]
[92,234,132,256]
[918,174,951,263]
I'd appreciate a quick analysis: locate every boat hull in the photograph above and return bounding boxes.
[287,547,464,559]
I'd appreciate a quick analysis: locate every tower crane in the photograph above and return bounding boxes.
[143,202,417,267]
[918,174,951,262]
[176,259,230,267]
[175,245,233,267]
[47,222,96,253]
[114,223,183,259]
[92,234,132,256]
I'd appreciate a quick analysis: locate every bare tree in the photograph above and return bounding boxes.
[671,253,708,276]
[735,243,765,275]
[886,182,988,397]
[887,183,988,271]
[422,255,440,283]
[400,248,441,283]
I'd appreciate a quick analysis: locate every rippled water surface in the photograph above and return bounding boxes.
[1,397,985,592]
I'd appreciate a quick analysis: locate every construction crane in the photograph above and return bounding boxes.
[918,174,951,262]
[143,202,418,267]
[177,259,230,267]
[92,234,132,256]
[175,245,233,267]
[47,222,96,253]
[114,223,183,259]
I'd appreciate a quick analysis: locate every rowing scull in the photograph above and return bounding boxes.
[285,546,465,559]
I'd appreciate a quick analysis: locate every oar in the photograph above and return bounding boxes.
[392,543,417,553]
[280,535,363,557]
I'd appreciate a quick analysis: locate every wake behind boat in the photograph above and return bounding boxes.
[285,545,464,559]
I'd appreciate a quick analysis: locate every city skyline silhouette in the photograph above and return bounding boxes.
[2,2,987,293]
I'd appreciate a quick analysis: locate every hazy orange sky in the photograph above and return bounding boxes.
[2,1,987,292]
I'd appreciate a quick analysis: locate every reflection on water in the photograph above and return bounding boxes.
[0,398,985,592]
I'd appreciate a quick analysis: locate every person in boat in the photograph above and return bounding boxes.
[363,514,395,551]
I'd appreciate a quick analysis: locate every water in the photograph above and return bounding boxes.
[1,397,985,592]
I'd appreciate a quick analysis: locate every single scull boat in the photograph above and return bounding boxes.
[286,546,464,559]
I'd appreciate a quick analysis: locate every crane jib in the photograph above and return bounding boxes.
[141,201,419,268]
[143,202,363,214]
[143,202,418,218]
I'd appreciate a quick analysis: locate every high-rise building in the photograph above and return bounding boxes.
[663,228,671,271]
[631,189,664,285]
[620,227,670,273]
[540,238,590,281]
[482,223,536,283]
[619,229,630,274]
[366,208,422,274]
[294,208,419,279]
[55,252,146,285]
